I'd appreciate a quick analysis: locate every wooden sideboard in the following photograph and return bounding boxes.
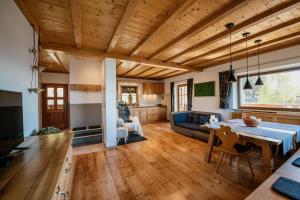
[143,83,164,94]
[232,111,300,125]
[0,132,74,200]
[130,106,167,123]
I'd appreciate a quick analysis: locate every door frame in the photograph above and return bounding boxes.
[41,83,69,129]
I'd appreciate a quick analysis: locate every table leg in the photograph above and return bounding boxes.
[261,142,273,177]
[205,129,216,163]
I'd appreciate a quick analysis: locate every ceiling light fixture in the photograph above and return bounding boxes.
[254,39,264,86]
[225,22,236,83]
[242,32,253,90]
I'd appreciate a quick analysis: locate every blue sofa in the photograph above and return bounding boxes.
[170,111,223,141]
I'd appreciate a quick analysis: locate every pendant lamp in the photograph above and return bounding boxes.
[255,39,264,86]
[242,32,252,90]
[225,23,236,83]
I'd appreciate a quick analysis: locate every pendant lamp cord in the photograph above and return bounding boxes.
[246,34,249,78]
[257,42,260,76]
[230,27,232,68]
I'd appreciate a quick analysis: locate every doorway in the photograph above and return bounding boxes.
[42,84,69,130]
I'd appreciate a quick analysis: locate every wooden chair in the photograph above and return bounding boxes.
[215,125,254,183]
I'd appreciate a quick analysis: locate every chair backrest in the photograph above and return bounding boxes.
[216,125,239,154]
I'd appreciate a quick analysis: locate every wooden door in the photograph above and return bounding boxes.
[42,84,69,130]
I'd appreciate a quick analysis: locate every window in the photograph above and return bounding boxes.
[121,86,138,106]
[177,84,187,111]
[46,86,65,110]
[238,68,300,111]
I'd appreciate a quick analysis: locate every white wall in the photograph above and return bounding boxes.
[117,78,163,106]
[69,57,103,104]
[164,45,300,120]
[0,1,39,136]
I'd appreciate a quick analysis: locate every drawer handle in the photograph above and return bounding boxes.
[55,186,60,195]
[61,191,69,200]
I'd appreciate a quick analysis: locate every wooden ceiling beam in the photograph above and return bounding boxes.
[143,69,166,78]
[14,0,48,44]
[133,67,154,77]
[121,64,142,76]
[182,17,300,65]
[47,51,67,72]
[130,0,198,56]
[194,31,300,67]
[106,0,139,53]
[70,0,82,48]
[193,35,300,70]
[160,70,189,78]
[42,43,193,71]
[166,0,300,62]
[148,0,247,59]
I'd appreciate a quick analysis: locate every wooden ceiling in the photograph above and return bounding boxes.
[15,0,300,80]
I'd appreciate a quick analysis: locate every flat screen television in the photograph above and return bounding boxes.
[0,90,24,157]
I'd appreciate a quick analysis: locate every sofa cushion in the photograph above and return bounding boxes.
[176,122,210,133]
[187,113,193,123]
[198,115,210,125]
[173,112,188,124]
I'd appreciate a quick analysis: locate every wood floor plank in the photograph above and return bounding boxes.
[72,122,269,200]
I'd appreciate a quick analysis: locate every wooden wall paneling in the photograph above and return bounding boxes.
[106,0,139,53]
[69,84,102,92]
[42,43,192,71]
[70,0,82,48]
[163,0,300,63]
[147,0,247,60]
[182,17,300,65]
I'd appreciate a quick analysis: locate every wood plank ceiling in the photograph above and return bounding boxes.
[15,0,300,80]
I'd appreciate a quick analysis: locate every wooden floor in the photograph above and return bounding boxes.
[71,122,269,200]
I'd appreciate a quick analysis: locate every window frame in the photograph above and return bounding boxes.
[237,67,300,112]
[177,84,188,112]
[120,85,138,106]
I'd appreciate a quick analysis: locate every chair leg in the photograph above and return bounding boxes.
[125,137,128,143]
[246,154,254,177]
[216,152,225,172]
[236,156,239,184]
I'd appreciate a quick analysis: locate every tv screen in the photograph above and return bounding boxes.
[0,90,24,157]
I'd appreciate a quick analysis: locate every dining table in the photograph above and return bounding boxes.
[205,119,300,176]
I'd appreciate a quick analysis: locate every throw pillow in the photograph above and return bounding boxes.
[117,118,125,127]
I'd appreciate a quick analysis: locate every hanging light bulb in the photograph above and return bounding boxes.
[242,32,253,90]
[255,39,264,86]
[225,23,236,83]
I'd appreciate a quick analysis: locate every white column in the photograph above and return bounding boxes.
[101,58,117,148]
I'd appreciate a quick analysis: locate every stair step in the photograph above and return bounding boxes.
[73,129,102,138]
[72,134,102,148]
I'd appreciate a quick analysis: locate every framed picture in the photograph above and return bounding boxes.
[194,81,215,97]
